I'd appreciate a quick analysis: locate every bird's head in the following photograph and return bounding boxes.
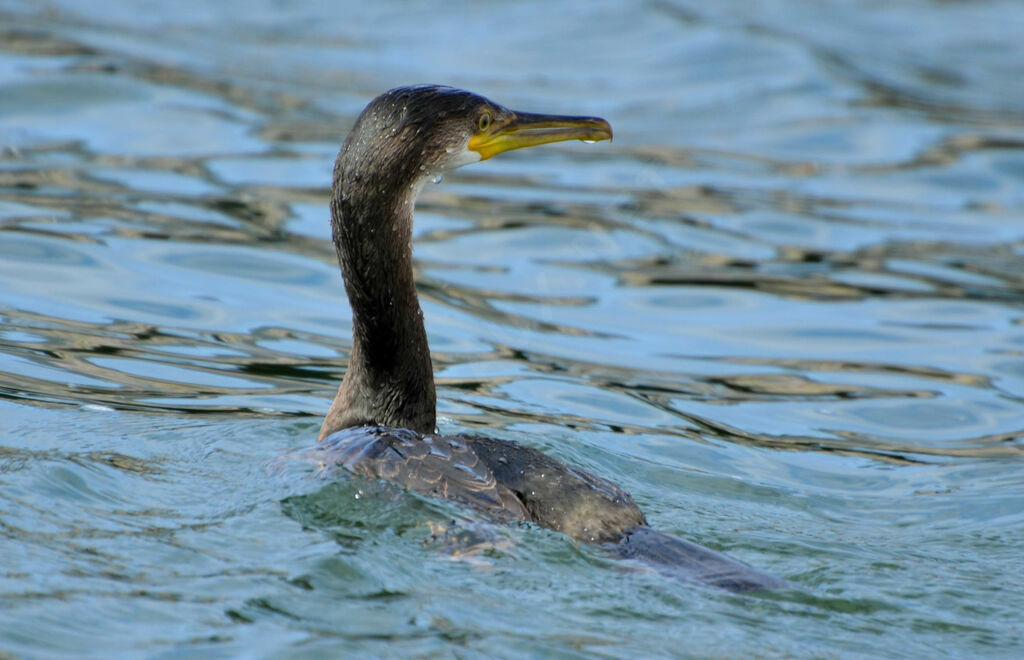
[336,85,612,191]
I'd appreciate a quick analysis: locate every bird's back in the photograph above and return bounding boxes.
[311,426,787,591]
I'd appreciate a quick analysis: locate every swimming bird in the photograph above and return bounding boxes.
[315,85,784,591]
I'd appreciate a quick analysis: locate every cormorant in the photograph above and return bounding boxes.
[315,85,785,591]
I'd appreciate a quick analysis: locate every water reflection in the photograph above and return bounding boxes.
[1,0,1024,656]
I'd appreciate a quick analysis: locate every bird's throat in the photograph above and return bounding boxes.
[319,174,437,440]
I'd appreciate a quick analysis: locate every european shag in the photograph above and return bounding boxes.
[315,85,784,591]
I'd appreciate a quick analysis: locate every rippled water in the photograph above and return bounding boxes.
[2,0,1023,657]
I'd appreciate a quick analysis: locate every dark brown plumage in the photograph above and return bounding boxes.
[316,86,785,591]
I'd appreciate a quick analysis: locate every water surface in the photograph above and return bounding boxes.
[2,0,1023,657]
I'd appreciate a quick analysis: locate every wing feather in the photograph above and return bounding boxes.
[317,427,528,520]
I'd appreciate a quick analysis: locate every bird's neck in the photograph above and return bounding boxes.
[319,169,436,440]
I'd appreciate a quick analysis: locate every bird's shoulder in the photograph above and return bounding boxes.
[316,426,528,520]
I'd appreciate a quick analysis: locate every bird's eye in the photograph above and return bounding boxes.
[477,111,492,133]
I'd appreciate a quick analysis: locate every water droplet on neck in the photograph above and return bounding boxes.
[432,174,443,184]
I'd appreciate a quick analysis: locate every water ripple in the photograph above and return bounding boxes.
[1,1,1023,657]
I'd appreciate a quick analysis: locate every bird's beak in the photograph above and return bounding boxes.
[468,111,613,161]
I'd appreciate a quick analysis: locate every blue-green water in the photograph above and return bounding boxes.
[2,0,1023,657]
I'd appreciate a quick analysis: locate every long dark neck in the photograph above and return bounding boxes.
[318,155,436,440]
